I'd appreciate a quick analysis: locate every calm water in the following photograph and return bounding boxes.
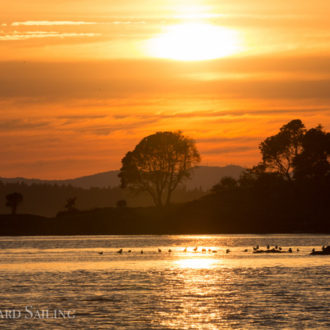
[0,235,329,329]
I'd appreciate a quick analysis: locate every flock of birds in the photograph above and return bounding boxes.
[96,244,329,256]
[252,245,299,253]
[98,247,226,255]
[97,245,298,255]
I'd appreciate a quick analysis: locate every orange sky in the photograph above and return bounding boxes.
[0,0,329,179]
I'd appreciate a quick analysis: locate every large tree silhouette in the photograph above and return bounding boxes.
[6,192,23,215]
[259,119,306,180]
[119,131,200,207]
[293,125,330,180]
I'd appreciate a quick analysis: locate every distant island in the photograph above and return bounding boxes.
[0,119,329,235]
[0,165,244,217]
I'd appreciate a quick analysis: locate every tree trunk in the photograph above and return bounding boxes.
[12,204,17,215]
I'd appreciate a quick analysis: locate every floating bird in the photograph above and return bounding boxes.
[117,249,123,254]
[193,247,198,252]
[212,250,217,253]
[226,249,230,254]
[98,251,103,255]
[310,246,330,255]
[202,248,206,253]
[297,248,300,252]
[243,249,248,252]
[288,248,292,253]
[141,250,144,254]
[158,248,162,253]
[168,249,172,253]
[128,250,132,253]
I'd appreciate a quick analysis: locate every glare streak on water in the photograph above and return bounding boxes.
[0,235,329,329]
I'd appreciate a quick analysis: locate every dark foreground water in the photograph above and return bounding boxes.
[0,235,329,329]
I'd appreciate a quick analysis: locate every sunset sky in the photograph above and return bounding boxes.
[1,0,330,179]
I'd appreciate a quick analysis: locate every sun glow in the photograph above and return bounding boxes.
[146,23,241,61]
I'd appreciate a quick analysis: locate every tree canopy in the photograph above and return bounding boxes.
[293,125,330,181]
[208,119,330,232]
[119,131,200,207]
[259,119,330,182]
[259,119,306,180]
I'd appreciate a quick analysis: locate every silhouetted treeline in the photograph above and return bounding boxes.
[0,119,328,235]
[186,172,329,233]
[0,182,205,217]
[194,119,330,232]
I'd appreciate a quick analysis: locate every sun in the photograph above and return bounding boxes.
[146,23,241,61]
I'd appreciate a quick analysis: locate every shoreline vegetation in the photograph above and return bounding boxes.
[0,119,329,236]
[0,204,328,236]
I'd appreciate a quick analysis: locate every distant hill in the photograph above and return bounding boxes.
[187,165,244,190]
[0,165,245,191]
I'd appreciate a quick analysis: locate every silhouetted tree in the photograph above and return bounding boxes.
[6,192,23,215]
[293,125,330,180]
[212,176,238,194]
[260,119,306,180]
[119,131,200,207]
[65,197,77,212]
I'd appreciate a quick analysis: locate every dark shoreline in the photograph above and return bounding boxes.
[1,207,329,236]
[1,233,328,236]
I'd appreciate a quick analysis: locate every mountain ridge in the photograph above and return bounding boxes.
[0,165,245,191]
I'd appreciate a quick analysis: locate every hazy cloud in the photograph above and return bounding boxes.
[0,31,100,41]
[0,119,51,131]
[203,146,255,155]
[72,118,159,136]
[197,136,260,143]
[0,58,329,102]
[57,114,108,120]
[11,21,97,26]
[57,114,108,125]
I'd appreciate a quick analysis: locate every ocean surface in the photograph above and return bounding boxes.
[0,234,329,329]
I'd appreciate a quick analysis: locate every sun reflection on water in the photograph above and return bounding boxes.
[175,257,219,269]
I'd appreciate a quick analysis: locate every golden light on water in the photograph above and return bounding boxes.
[175,257,218,269]
[146,23,242,61]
